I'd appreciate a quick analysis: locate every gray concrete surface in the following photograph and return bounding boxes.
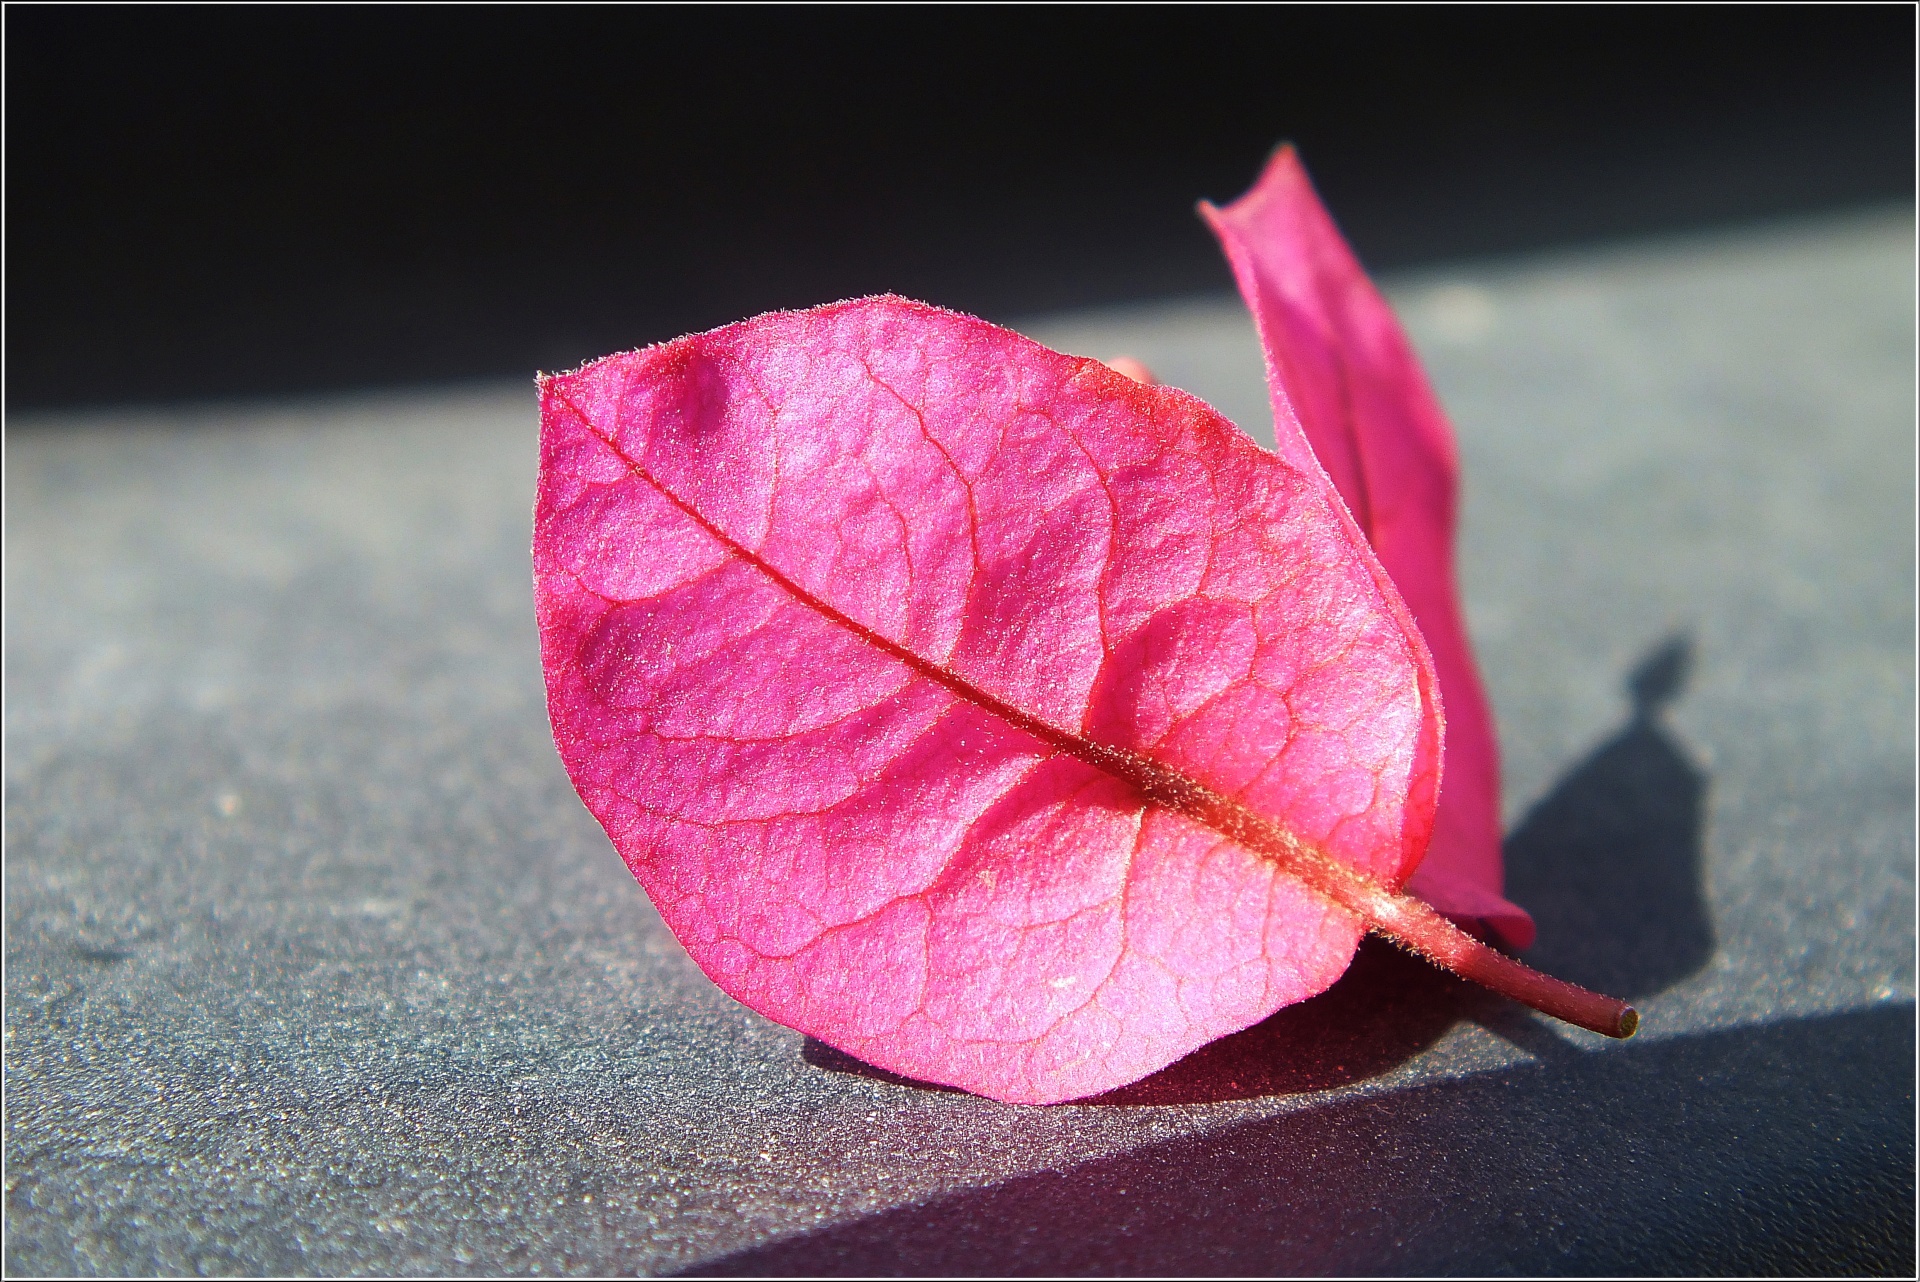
[6,208,1914,1275]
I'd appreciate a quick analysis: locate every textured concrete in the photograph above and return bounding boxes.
[6,208,1914,1275]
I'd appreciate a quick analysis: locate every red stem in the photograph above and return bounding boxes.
[1360,883,1639,1038]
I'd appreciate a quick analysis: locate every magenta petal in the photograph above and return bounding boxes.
[1201,147,1534,949]
[534,297,1445,1102]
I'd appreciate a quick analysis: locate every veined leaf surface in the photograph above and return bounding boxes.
[535,296,1442,1103]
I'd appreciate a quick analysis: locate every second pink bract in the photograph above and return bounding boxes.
[1203,147,1535,949]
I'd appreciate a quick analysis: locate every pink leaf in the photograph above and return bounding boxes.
[535,295,1456,1103]
[1202,146,1536,949]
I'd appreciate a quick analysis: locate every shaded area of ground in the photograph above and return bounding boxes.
[701,1003,1916,1277]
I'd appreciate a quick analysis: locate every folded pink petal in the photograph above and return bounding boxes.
[1202,147,1534,948]
[535,296,1444,1102]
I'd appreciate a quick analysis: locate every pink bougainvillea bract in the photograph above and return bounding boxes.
[533,154,1630,1104]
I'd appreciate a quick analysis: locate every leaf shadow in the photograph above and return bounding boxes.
[803,633,1712,1106]
[1501,633,1713,1000]
[802,1038,965,1092]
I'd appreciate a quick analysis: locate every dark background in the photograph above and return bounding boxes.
[7,5,1913,411]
